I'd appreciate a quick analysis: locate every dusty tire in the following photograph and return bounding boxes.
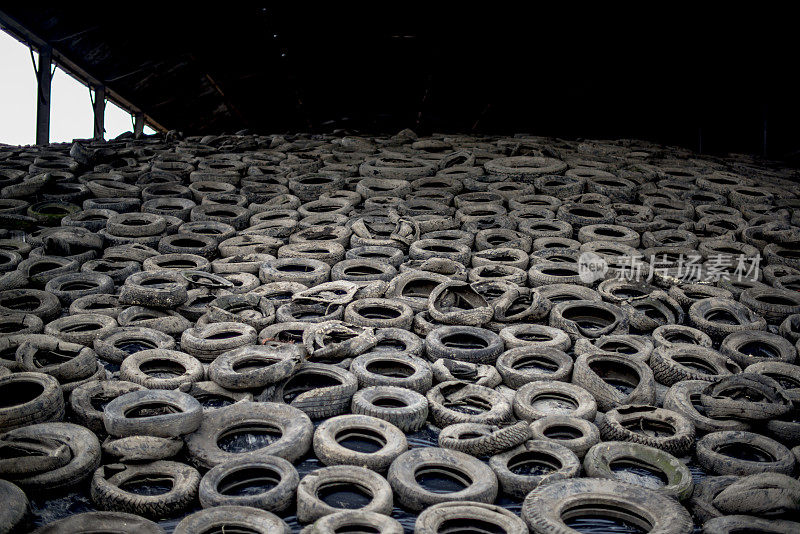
[198,455,299,512]
[314,411,406,468]
[521,477,694,534]
[185,401,313,468]
[696,430,795,475]
[90,460,200,518]
[415,501,527,534]
[583,440,694,500]
[174,506,290,534]
[351,385,429,432]
[296,465,393,523]
[489,440,581,498]
[387,447,498,512]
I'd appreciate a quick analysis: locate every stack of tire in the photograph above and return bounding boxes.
[1,130,799,534]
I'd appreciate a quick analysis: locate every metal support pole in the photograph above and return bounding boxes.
[35,45,52,145]
[133,112,145,138]
[93,85,106,140]
[762,105,768,159]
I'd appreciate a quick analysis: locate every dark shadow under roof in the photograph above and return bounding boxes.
[1,5,797,158]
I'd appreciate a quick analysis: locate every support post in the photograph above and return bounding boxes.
[133,112,145,138]
[762,105,768,159]
[93,85,106,140]
[35,45,52,145]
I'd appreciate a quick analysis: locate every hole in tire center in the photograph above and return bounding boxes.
[217,423,283,453]
[663,331,699,344]
[530,392,579,414]
[371,396,408,409]
[217,466,281,496]
[436,519,507,534]
[415,465,472,494]
[365,360,415,378]
[317,481,373,509]
[124,402,181,418]
[620,417,676,438]
[737,341,779,360]
[512,355,560,373]
[440,333,489,350]
[598,341,637,355]
[716,442,776,463]
[563,306,617,332]
[282,372,341,403]
[138,358,187,379]
[588,361,640,394]
[562,503,651,534]
[507,450,562,476]
[58,281,97,291]
[705,309,742,326]
[542,424,583,440]
[334,427,387,453]
[0,381,44,408]
[673,355,719,374]
[356,306,401,319]
[31,347,79,367]
[118,474,174,496]
[610,459,669,489]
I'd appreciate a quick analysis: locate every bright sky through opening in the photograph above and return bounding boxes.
[1,28,156,146]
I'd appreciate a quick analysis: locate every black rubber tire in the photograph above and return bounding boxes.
[208,343,303,390]
[0,479,28,534]
[496,346,573,388]
[198,455,299,512]
[688,297,767,343]
[513,381,597,422]
[0,371,65,431]
[521,477,694,534]
[437,421,531,456]
[571,352,656,411]
[344,297,414,329]
[185,400,313,469]
[351,385,429,432]
[296,464,394,523]
[119,349,204,390]
[490,440,581,498]
[499,324,572,351]
[173,506,290,534]
[663,380,751,434]
[349,352,432,393]
[303,510,403,534]
[180,321,258,362]
[0,289,61,322]
[31,511,165,534]
[103,389,203,438]
[90,460,200,518]
[313,414,407,471]
[597,405,696,456]
[119,270,189,309]
[529,415,601,458]
[69,380,145,435]
[415,501,527,534]
[550,300,629,340]
[425,325,504,364]
[427,381,513,426]
[16,336,98,383]
[93,326,177,364]
[719,330,797,368]
[266,362,358,419]
[696,430,795,475]
[649,344,740,385]
[387,447,498,512]
[0,422,101,492]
